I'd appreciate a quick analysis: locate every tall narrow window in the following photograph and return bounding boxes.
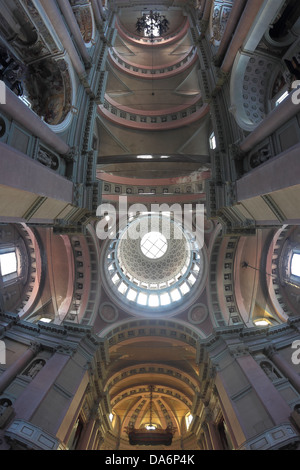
[186,413,193,430]
[209,132,216,150]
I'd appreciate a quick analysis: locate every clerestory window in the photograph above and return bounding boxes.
[0,251,17,282]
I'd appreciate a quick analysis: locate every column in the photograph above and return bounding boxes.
[221,0,265,74]
[202,0,213,22]
[0,343,39,395]
[236,142,300,202]
[12,351,71,422]
[240,94,300,153]
[215,0,247,62]
[76,413,97,450]
[88,420,100,450]
[0,86,70,155]
[39,0,86,80]
[265,346,300,395]
[236,354,292,425]
[207,421,223,450]
[198,0,207,20]
[97,0,106,20]
[202,423,213,450]
[91,0,103,28]
[56,0,92,66]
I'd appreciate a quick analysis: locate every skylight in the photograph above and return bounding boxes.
[141,232,168,259]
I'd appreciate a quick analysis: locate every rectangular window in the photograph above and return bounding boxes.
[209,132,216,150]
[0,252,17,276]
[291,253,300,277]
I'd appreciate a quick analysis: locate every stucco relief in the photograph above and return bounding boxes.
[71,1,94,44]
[210,1,233,46]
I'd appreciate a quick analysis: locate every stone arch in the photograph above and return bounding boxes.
[230,52,279,131]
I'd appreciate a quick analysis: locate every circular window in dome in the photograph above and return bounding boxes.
[101,214,207,317]
[140,232,168,259]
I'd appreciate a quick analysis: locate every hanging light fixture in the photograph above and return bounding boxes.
[136,11,170,40]
[126,385,175,446]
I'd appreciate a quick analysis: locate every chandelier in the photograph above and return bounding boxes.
[136,11,170,39]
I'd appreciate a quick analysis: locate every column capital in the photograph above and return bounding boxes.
[263,345,278,359]
[29,342,41,354]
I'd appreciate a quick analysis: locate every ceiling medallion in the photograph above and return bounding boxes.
[136,11,169,40]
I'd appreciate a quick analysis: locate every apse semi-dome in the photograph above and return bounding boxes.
[101,214,208,317]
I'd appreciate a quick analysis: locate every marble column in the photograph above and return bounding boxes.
[56,0,91,66]
[0,86,70,155]
[236,353,292,425]
[39,0,86,80]
[221,0,265,74]
[0,343,39,395]
[91,0,103,28]
[265,346,300,395]
[215,0,247,62]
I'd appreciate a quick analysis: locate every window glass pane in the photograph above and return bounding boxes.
[0,252,17,276]
[137,293,147,306]
[127,289,137,301]
[209,132,216,150]
[160,293,171,306]
[291,253,300,277]
[148,294,159,307]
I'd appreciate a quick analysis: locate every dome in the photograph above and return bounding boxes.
[101,214,207,317]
